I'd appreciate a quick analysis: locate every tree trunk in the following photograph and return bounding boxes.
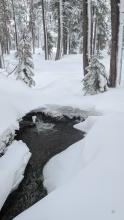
[11,0,18,50]
[82,0,89,75]
[0,42,4,69]
[88,0,92,58]
[109,0,120,87]
[42,0,48,60]
[63,0,68,55]
[30,0,35,54]
[63,27,68,55]
[117,1,124,85]
[55,0,63,60]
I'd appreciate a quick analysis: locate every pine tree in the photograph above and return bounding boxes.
[83,55,108,95]
[47,32,54,57]
[15,30,35,87]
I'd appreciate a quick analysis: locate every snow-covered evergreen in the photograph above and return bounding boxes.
[15,30,35,87]
[83,55,108,95]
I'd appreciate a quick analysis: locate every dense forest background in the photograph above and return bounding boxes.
[0,0,123,93]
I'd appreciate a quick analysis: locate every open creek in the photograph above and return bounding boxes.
[0,112,84,220]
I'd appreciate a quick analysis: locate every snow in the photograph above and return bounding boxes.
[14,114,124,220]
[0,141,31,210]
[0,50,124,218]
[74,115,98,133]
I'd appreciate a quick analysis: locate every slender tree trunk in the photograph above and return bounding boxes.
[55,0,63,60]
[30,0,35,54]
[88,0,92,58]
[109,0,120,87]
[117,2,124,85]
[63,0,67,55]
[11,0,18,50]
[42,0,48,60]
[91,2,94,56]
[63,27,68,55]
[82,0,89,75]
[0,42,4,68]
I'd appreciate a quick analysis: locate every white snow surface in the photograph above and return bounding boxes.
[0,141,31,210]
[14,114,124,220]
[0,51,124,218]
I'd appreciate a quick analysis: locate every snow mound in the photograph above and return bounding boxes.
[0,141,31,210]
[74,115,99,133]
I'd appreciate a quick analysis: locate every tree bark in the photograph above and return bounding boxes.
[0,42,4,68]
[55,0,63,60]
[11,0,18,50]
[30,0,35,54]
[63,0,68,55]
[109,0,120,87]
[82,0,89,75]
[42,0,48,60]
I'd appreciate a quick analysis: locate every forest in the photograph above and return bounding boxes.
[0,0,124,220]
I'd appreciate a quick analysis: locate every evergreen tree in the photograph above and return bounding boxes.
[83,55,108,95]
[15,30,35,87]
[47,32,54,57]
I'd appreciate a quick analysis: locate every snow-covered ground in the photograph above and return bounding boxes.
[0,50,124,219]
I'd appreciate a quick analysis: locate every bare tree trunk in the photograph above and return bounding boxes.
[42,0,48,60]
[55,0,63,60]
[63,27,68,55]
[11,0,18,50]
[82,0,89,75]
[109,0,120,87]
[91,3,97,55]
[63,0,68,55]
[30,0,35,54]
[117,2,124,85]
[88,0,92,58]
[91,2,94,56]
[0,42,4,69]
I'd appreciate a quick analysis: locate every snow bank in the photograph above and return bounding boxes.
[74,115,98,133]
[14,114,124,220]
[0,141,31,210]
[43,139,85,193]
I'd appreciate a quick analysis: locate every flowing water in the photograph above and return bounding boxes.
[0,112,84,220]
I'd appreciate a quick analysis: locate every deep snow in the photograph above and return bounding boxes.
[0,50,124,219]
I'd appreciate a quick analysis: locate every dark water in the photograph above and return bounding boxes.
[0,113,84,220]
